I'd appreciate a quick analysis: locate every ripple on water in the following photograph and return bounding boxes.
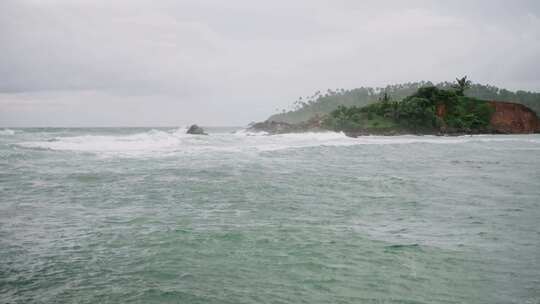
[1,130,539,303]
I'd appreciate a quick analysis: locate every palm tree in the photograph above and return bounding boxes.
[379,92,391,103]
[454,76,471,96]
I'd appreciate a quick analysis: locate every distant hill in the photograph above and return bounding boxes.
[268,82,540,124]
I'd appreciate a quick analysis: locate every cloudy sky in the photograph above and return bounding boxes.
[1,0,539,127]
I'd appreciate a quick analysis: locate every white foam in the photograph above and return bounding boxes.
[15,128,540,157]
[0,129,16,136]
[18,129,192,154]
[233,129,269,136]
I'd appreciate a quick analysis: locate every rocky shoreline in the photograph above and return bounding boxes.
[250,101,540,137]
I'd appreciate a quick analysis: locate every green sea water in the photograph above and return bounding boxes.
[1,127,539,303]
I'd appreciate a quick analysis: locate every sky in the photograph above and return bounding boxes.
[1,0,539,127]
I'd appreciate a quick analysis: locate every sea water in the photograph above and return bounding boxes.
[1,127,539,303]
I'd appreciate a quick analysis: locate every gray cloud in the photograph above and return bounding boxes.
[1,0,539,126]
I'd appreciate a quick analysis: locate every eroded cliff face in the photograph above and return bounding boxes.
[435,101,540,134]
[489,101,540,134]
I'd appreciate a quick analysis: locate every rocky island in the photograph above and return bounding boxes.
[186,124,207,135]
[250,78,540,136]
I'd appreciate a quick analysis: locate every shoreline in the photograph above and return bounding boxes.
[248,125,539,138]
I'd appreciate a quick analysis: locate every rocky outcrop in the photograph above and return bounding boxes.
[489,101,540,134]
[249,120,295,134]
[186,124,207,135]
[249,115,325,134]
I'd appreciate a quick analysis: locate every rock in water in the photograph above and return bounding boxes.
[186,124,207,135]
[248,116,325,134]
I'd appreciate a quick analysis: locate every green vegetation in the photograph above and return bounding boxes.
[322,105,398,132]
[323,80,495,134]
[269,87,382,124]
[269,80,540,124]
[453,76,472,96]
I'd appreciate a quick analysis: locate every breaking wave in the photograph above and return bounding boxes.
[14,128,540,157]
[18,129,191,154]
[0,129,16,136]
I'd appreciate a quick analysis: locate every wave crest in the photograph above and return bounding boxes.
[14,128,540,157]
[0,129,16,136]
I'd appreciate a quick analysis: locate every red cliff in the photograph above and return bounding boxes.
[489,101,540,134]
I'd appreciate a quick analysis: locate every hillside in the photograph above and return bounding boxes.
[252,84,540,136]
[268,82,540,124]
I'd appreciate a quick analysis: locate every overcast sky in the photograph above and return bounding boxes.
[1,0,539,127]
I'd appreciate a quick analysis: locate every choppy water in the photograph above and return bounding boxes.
[1,127,539,303]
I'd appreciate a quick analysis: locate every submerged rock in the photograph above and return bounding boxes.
[186,124,207,135]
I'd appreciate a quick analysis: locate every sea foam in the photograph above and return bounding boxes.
[15,128,540,157]
[0,129,16,136]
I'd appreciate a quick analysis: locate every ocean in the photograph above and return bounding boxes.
[1,127,539,303]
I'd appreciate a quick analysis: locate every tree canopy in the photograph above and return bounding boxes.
[269,80,540,124]
[323,85,494,134]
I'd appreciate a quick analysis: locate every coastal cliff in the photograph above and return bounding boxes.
[488,101,540,133]
[434,101,540,134]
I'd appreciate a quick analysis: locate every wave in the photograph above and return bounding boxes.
[233,129,269,136]
[0,129,16,136]
[17,129,193,154]
[14,128,540,156]
[15,129,351,154]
